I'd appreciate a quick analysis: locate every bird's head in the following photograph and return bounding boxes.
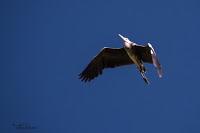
[118,34,132,48]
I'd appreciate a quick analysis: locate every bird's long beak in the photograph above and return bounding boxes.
[118,34,126,41]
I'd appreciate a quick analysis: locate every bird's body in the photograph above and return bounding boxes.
[79,34,162,84]
[124,44,144,71]
[123,44,148,83]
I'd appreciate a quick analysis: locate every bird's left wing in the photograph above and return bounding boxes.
[135,43,162,78]
[79,47,133,82]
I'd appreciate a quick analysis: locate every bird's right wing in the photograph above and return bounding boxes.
[135,43,162,78]
[147,43,162,78]
[79,47,133,82]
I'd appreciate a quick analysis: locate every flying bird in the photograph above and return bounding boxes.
[79,34,162,84]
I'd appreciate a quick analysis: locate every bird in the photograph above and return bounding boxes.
[79,34,162,84]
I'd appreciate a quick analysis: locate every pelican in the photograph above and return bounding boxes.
[79,34,162,84]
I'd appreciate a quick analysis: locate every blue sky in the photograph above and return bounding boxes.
[1,0,200,132]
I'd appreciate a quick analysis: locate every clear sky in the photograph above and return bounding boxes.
[1,0,200,132]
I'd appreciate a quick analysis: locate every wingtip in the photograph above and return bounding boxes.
[158,73,162,78]
[157,68,163,78]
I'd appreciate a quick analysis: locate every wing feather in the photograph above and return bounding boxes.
[79,47,133,82]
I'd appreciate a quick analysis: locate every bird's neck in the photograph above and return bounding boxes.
[124,42,132,49]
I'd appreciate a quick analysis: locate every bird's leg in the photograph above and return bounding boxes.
[136,64,149,84]
[138,63,148,84]
[140,72,149,84]
[138,61,146,73]
[140,65,146,73]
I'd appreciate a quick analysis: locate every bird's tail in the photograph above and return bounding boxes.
[140,72,149,84]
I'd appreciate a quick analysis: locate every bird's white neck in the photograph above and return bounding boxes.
[124,42,132,48]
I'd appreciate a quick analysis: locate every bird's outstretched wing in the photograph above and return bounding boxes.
[79,47,133,82]
[135,43,162,78]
